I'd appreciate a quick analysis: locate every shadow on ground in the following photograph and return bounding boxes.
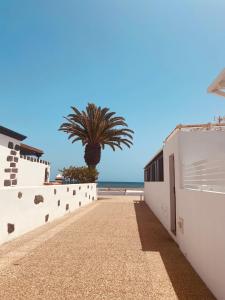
[133,200,215,299]
[97,197,112,201]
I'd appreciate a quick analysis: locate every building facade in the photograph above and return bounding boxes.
[0,125,50,187]
[144,123,225,300]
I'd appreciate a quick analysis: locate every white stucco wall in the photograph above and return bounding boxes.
[179,130,225,165]
[176,189,225,300]
[0,183,97,246]
[144,131,181,242]
[144,182,168,229]
[0,133,50,187]
[0,133,21,187]
[17,158,50,186]
[144,129,225,299]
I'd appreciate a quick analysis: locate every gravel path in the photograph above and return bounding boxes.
[0,196,214,299]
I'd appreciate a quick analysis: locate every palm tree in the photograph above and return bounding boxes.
[59,103,134,169]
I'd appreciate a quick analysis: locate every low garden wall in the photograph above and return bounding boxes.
[0,183,97,245]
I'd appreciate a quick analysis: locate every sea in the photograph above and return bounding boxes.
[97,181,144,189]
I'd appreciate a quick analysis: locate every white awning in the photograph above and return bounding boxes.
[208,68,225,97]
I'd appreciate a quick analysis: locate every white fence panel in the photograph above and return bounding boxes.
[182,156,225,193]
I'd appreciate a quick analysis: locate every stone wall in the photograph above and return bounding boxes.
[0,133,51,187]
[0,134,21,187]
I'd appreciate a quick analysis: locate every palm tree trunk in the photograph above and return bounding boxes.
[84,144,101,168]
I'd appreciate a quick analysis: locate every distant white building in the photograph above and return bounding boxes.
[144,122,225,300]
[0,125,50,187]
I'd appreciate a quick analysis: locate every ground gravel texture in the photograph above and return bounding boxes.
[0,196,215,300]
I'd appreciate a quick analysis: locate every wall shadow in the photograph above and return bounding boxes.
[133,200,215,299]
[97,197,112,201]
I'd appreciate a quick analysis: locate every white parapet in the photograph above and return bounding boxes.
[17,156,50,186]
[0,183,97,245]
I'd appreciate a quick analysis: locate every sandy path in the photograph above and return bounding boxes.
[0,196,214,299]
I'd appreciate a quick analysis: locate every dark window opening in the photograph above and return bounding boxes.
[145,151,164,182]
[44,168,49,183]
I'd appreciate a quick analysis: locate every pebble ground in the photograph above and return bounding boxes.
[0,196,215,299]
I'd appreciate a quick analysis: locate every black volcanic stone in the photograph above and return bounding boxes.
[12,179,17,185]
[34,195,44,204]
[7,156,13,162]
[45,214,49,222]
[10,162,16,167]
[7,223,15,234]
[4,168,11,173]
[12,168,18,173]
[14,157,18,162]
[4,180,11,186]
[8,142,14,149]
[10,150,17,156]
[14,144,20,151]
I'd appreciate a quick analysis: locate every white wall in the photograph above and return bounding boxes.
[178,130,225,299]
[17,158,50,186]
[144,129,225,299]
[179,130,225,192]
[0,183,97,245]
[176,189,225,300]
[0,133,50,187]
[179,130,225,165]
[144,131,181,242]
[144,182,169,229]
[0,133,21,187]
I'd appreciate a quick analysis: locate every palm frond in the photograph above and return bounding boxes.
[59,103,134,150]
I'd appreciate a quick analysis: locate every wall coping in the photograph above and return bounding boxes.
[20,155,50,165]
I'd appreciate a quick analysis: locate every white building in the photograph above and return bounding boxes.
[144,122,225,300]
[0,125,50,187]
[0,125,96,246]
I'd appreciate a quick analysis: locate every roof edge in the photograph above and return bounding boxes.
[0,125,27,141]
[165,122,225,142]
[144,148,163,169]
[20,143,44,156]
[144,122,225,168]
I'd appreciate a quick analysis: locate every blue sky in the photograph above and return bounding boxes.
[0,0,225,181]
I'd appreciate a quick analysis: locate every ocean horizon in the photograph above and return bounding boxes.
[97,181,144,189]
